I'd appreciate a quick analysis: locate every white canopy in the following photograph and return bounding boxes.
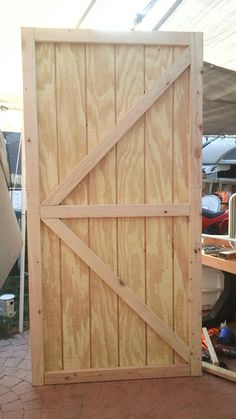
[0,0,236,133]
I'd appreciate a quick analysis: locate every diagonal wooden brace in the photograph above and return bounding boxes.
[42,47,191,206]
[43,218,191,363]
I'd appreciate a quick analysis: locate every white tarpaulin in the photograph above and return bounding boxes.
[0,131,22,288]
[203,62,236,135]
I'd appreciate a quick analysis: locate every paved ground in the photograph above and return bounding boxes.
[0,332,236,418]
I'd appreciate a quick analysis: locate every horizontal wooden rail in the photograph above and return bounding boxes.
[40,204,190,219]
[45,364,190,384]
[33,28,191,46]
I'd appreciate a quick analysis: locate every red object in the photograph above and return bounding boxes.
[202,208,228,234]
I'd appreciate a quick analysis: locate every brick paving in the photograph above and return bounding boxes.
[0,332,236,418]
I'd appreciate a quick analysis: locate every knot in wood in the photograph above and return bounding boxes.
[119,278,125,286]
[194,147,201,158]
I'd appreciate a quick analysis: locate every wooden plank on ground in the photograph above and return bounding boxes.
[116,45,146,367]
[145,45,174,365]
[86,44,118,368]
[202,362,236,383]
[56,43,90,369]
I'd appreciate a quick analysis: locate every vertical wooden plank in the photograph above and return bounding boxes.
[36,42,62,372]
[116,45,146,367]
[21,28,44,385]
[56,44,90,369]
[145,46,174,365]
[86,44,118,368]
[189,33,203,375]
[173,47,190,364]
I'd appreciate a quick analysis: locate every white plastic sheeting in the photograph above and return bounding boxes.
[1,0,236,103]
[0,131,22,288]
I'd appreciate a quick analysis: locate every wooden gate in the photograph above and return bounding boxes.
[22,28,202,385]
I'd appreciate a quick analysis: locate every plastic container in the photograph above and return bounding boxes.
[0,294,16,318]
[202,266,224,310]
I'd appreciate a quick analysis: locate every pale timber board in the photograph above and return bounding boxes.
[202,253,236,274]
[43,219,190,363]
[202,362,236,383]
[173,217,189,364]
[189,33,203,376]
[21,28,44,385]
[40,203,191,218]
[145,46,174,364]
[202,328,219,366]
[23,30,202,382]
[55,44,90,369]
[34,28,191,46]
[45,365,190,384]
[116,45,146,366]
[86,44,118,368]
[42,47,191,205]
[36,43,63,373]
[173,47,190,364]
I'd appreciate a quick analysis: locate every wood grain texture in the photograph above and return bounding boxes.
[189,33,203,375]
[55,44,90,369]
[42,47,191,205]
[173,47,190,364]
[202,328,219,366]
[22,29,202,383]
[86,44,118,368]
[21,28,44,385]
[34,28,191,46]
[173,217,189,364]
[40,203,191,218]
[116,45,146,367]
[145,46,174,364]
[43,218,191,362]
[45,364,190,384]
[36,42,62,372]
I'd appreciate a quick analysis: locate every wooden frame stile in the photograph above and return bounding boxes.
[189,32,203,376]
[22,28,203,385]
[21,27,44,385]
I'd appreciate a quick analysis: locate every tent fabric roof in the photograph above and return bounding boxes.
[0,0,236,134]
[203,62,236,135]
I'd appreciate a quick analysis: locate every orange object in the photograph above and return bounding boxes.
[214,192,231,210]
[201,327,219,350]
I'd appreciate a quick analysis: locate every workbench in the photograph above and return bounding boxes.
[202,250,236,327]
[202,252,236,275]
